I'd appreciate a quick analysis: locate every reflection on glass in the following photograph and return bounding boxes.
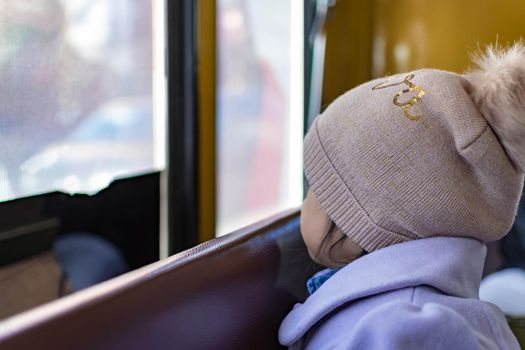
[0,0,165,201]
[217,0,303,235]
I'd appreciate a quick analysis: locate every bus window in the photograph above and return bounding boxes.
[217,0,304,236]
[0,0,166,202]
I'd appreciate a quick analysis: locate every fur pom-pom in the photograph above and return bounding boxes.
[465,42,525,173]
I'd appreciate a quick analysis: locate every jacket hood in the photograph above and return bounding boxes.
[278,236,487,345]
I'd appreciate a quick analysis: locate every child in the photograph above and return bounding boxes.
[279,44,525,349]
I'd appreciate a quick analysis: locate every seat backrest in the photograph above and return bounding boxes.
[0,209,317,350]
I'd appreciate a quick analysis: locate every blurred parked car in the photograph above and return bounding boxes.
[19,97,154,196]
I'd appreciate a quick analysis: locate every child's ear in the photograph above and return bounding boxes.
[300,189,364,268]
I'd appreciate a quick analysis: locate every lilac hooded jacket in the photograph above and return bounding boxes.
[279,237,520,349]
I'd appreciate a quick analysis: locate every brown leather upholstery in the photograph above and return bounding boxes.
[0,209,318,350]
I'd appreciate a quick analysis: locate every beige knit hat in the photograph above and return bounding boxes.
[305,43,525,253]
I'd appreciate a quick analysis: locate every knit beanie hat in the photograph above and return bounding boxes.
[304,43,525,253]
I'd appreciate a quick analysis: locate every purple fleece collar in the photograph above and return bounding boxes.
[279,236,486,345]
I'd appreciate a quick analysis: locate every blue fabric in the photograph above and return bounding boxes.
[54,232,128,290]
[306,268,341,295]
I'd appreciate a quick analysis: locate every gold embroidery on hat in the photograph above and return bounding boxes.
[372,74,426,121]
[372,74,415,90]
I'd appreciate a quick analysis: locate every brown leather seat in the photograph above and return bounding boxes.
[0,209,318,350]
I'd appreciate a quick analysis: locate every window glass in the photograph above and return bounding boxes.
[0,0,166,201]
[217,0,304,235]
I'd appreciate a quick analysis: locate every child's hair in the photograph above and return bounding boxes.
[315,221,338,262]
